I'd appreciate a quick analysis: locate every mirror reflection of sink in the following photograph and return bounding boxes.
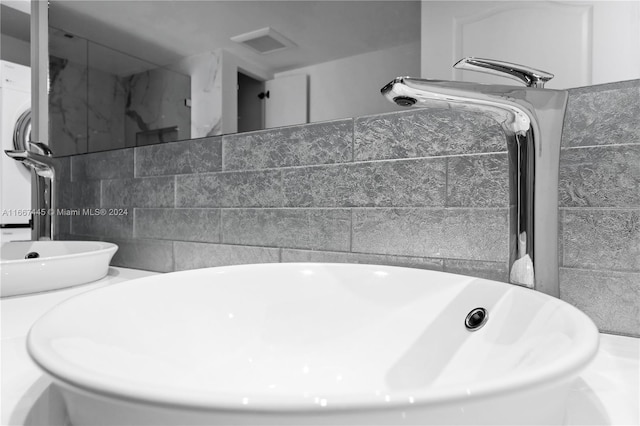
[27,263,599,425]
[0,241,118,298]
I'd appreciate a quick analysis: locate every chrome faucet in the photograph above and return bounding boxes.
[5,141,57,240]
[381,57,568,297]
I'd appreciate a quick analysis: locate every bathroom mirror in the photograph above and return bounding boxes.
[43,0,640,157]
[45,0,422,156]
[48,27,191,156]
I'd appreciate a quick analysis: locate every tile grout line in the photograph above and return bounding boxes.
[349,208,354,253]
[559,265,640,274]
[561,142,640,151]
[351,118,355,163]
[174,175,178,208]
[559,206,640,211]
[218,208,223,244]
[169,151,508,176]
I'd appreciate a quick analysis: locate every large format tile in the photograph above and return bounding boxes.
[135,136,222,177]
[281,249,444,271]
[447,153,510,207]
[107,237,174,272]
[562,209,640,271]
[53,157,71,182]
[559,145,640,208]
[174,242,280,270]
[282,158,446,207]
[560,268,640,337]
[563,82,640,148]
[71,148,134,181]
[354,109,506,161]
[223,119,353,170]
[442,259,510,282]
[135,208,220,242]
[102,177,174,208]
[221,209,350,251]
[71,212,133,239]
[352,208,509,261]
[70,181,101,208]
[176,170,283,207]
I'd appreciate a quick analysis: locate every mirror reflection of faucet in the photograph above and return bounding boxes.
[381,57,568,297]
[5,141,57,240]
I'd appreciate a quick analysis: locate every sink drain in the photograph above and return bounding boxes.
[465,308,488,331]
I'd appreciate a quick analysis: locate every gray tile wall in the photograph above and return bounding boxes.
[558,80,640,337]
[57,113,512,287]
[56,79,640,337]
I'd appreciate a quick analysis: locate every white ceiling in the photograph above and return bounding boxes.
[48,0,421,75]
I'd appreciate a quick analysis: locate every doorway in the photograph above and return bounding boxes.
[237,71,265,133]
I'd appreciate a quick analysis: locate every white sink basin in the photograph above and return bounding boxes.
[27,263,599,425]
[0,240,118,297]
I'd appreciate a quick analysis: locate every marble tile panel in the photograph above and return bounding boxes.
[172,50,222,138]
[352,208,509,262]
[563,81,640,147]
[354,109,506,161]
[562,209,640,271]
[102,177,174,208]
[71,149,134,181]
[49,56,89,157]
[124,67,191,146]
[135,137,222,177]
[560,268,640,337]
[176,170,283,208]
[87,66,126,152]
[135,208,220,242]
[442,259,510,283]
[221,209,350,251]
[559,145,640,208]
[174,242,280,271]
[223,119,353,170]
[447,153,510,207]
[282,158,446,207]
[281,249,444,271]
[107,237,174,272]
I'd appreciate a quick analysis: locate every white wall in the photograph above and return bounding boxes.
[421,1,640,89]
[276,41,420,123]
[591,1,640,85]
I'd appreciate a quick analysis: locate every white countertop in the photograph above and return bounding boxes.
[1,267,638,426]
[1,267,158,426]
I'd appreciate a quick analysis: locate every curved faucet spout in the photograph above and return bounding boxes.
[5,149,56,179]
[382,77,538,137]
[381,65,568,298]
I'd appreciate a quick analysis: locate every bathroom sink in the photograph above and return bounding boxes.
[27,263,599,425]
[0,240,117,297]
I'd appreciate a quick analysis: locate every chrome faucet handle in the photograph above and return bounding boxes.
[453,57,554,88]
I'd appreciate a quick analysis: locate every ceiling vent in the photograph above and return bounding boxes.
[231,27,296,54]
